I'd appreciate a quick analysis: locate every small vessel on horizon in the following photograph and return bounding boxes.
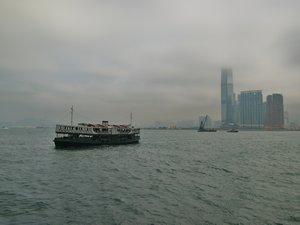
[227,128,239,133]
[198,115,217,132]
[53,106,140,148]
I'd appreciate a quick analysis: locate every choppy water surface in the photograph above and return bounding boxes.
[0,128,299,224]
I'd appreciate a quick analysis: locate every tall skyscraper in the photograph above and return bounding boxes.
[221,68,235,127]
[265,93,284,129]
[239,90,264,128]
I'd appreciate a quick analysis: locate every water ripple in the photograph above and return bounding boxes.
[0,129,299,224]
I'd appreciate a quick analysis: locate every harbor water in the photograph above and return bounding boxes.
[0,128,299,224]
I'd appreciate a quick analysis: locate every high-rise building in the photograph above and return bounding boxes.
[239,90,264,128]
[234,93,240,125]
[221,68,235,127]
[264,93,284,129]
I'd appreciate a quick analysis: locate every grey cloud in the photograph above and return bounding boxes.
[1,0,300,124]
[279,29,300,67]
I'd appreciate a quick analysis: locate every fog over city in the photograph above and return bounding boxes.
[1,0,300,126]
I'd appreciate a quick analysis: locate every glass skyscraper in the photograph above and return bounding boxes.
[221,68,235,127]
[265,94,284,129]
[239,90,264,128]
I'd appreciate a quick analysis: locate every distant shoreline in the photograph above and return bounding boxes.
[141,127,300,131]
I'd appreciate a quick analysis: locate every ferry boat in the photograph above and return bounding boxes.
[53,107,140,147]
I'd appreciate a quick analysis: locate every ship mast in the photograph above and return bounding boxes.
[130,112,133,127]
[71,105,73,126]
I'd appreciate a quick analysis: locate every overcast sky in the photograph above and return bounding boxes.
[1,0,300,126]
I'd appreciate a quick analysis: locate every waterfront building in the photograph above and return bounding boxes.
[234,93,240,125]
[264,94,284,129]
[284,111,289,129]
[221,68,236,127]
[239,90,264,129]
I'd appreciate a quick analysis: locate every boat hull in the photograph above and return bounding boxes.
[54,134,140,148]
[198,128,217,132]
[227,130,238,133]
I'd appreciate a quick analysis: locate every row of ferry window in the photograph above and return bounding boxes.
[93,128,108,132]
[60,126,89,131]
[92,128,130,132]
[117,129,130,132]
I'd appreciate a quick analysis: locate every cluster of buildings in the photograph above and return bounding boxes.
[221,68,284,129]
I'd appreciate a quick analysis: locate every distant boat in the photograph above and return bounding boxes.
[227,128,238,133]
[198,115,217,132]
[53,106,140,148]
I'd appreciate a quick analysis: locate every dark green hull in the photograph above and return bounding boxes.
[198,128,217,132]
[54,134,139,148]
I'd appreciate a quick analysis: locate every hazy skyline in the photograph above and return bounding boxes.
[1,0,300,126]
